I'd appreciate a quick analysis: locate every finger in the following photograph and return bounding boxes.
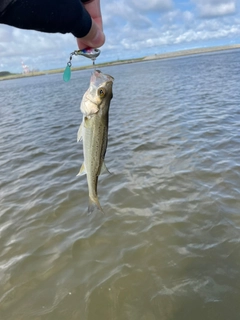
[77,18,105,50]
[83,0,103,31]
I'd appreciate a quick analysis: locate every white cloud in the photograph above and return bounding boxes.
[131,0,173,12]
[117,19,240,49]
[183,11,194,22]
[0,25,77,71]
[0,0,240,72]
[103,1,153,29]
[193,0,237,18]
[113,7,240,51]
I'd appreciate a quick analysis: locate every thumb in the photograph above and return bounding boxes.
[77,19,105,50]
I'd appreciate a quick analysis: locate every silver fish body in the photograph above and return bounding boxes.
[77,70,114,213]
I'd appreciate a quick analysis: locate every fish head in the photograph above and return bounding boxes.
[81,70,114,116]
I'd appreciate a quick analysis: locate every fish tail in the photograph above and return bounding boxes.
[88,196,104,214]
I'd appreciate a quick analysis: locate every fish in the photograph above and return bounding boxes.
[77,70,114,213]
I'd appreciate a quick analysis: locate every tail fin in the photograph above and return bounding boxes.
[88,196,104,214]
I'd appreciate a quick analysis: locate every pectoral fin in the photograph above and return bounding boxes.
[100,161,111,175]
[77,163,86,176]
[77,123,83,142]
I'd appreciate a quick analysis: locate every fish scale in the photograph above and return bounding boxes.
[77,70,114,213]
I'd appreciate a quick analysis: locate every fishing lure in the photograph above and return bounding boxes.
[63,48,101,82]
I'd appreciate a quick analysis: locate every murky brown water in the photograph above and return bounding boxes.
[1,50,240,320]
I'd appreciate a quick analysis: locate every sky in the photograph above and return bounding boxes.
[0,0,239,73]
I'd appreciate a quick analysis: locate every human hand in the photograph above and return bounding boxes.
[77,0,105,50]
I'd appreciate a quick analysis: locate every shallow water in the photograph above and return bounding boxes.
[1,50,240,320]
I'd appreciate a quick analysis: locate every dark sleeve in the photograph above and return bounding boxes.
[0,0,92,38]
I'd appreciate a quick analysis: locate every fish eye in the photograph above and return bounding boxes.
[98,87,106,98]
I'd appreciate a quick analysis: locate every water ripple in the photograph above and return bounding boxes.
[1,50,240,319]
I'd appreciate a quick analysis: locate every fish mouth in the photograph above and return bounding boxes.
[90,70,114,86]
[81,70,113,114]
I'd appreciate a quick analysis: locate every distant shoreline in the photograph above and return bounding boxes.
[142,44,240,61]
[1,44,240,81]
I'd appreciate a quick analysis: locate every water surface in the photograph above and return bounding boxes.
[1,50,240,320]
